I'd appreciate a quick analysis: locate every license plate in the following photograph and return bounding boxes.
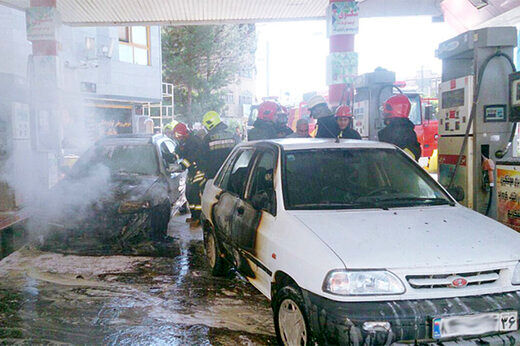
[432,311,518,339]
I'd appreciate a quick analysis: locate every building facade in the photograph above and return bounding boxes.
[0,4,163,211]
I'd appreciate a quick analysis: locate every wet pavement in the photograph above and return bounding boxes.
[0,214,276,344]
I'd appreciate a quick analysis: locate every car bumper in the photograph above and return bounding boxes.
[301,289,520,345]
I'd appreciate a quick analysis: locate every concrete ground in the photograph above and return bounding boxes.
[0,213,276,344]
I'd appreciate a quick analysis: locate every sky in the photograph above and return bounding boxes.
[255,16,457,104]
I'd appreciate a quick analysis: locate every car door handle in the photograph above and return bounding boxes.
[237,206,245,215]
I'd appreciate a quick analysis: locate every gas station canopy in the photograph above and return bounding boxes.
[2,0,443,25]
[2,0,520,32]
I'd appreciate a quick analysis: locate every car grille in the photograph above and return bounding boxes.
[406,269,501,289]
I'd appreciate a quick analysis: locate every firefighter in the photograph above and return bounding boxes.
[163,120,179,139]
[248,101,279,141]
[173,123,205,227]
[275,106,294,138]
[307,95,337,138]
[202,111,239,179]
[335,105,361,140]
[377,94,421,161]
[287,118,311,138]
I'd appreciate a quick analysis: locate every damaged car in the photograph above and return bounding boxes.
[42,134,186,253]
[201,138,520,345]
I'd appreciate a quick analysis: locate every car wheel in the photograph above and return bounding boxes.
[203,229,227,276]
[151,203,170,240]
[273,285,312,346]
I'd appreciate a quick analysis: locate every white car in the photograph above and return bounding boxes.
[200,138,520,345]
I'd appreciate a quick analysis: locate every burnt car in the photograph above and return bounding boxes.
[42,134,186,252]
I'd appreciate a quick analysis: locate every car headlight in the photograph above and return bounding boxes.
[118,200,151,214]
[512,262,520,285]
[323,270,405,296]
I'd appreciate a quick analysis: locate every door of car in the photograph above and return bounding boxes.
[212,148,256,250]
[158,139,183,201]
[231,147,277,295]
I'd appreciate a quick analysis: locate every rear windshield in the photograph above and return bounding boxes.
[282,148,452,210]
[71,143,159,176]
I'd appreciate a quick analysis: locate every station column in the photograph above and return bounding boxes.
[327,0,359,107]
[25,0,63,191]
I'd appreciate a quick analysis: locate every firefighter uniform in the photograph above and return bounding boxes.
[378,94,422,161]
[174,124,205,220]
[378,118,421,160]
[203,122,239,178]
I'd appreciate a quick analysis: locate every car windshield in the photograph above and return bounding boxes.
[72,143,159,176]
[283,148,452,210]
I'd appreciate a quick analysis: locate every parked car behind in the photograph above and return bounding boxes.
[43,134,186,252]
[201,138,520,345]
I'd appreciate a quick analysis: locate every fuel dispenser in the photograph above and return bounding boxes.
[494,73,520,231]
[437,27,517,218]
[353,69,396,140]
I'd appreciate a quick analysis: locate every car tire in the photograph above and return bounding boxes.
[273,285,312,346]
[203,229,227,276]
[151,202,171,240]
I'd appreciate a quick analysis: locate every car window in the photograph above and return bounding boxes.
[218,148,254,196]
[283,148,451,210]
[71,143,158,176]
[247,150,276,215]
[160,140,177,165]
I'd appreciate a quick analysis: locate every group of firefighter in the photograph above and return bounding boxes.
[164,93,421,227]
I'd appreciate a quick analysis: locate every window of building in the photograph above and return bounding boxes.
[224,93,234,104]
[118,26,151,65]
[239,95,253,105]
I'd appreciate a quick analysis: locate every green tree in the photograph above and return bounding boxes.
[162,25,256,124]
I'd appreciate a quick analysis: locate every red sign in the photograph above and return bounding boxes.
[438,154,466,166]
[450,79,456,89]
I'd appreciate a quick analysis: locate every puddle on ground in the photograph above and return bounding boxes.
[0,214,276,344]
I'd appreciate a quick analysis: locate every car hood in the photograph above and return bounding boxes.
[292,206,520,269]
[109,174,158,201]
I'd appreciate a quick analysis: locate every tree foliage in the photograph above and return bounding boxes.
[162,24,256,124]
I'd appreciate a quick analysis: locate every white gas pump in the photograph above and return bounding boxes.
[437,27,517,218]
[353,69,396,140]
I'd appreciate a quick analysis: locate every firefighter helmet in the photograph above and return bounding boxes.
[307,95,327,110]
[257,101,279,122]
[382,94,411,119]
[202,111,221,131]
[173,122,189,140]
[335,105,353,118]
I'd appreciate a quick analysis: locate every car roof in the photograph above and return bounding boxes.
[242,138,397,151]
[97,133,169,146]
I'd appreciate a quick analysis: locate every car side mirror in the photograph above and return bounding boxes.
[168,163,184,173]
[447,186,465,202]
[424,105,433,121]
[251,191,269,211]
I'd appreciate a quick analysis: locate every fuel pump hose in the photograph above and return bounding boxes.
[447,51,516,216]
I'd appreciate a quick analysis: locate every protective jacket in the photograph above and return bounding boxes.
[377,118,421,161]
[248,119,278,141]
[176,133,205,218]
[203,122,239,178]
[315,115,339,138]
[275,124,294,138]
[177,134,205,182]
[337,127,362,140]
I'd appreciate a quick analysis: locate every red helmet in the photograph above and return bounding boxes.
[335,105,353,118]
[382,94,411,119]
[257,101,279,122]
[173,122,189,140]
